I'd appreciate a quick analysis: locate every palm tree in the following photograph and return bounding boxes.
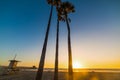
[59,1,75,80]
[35,0,53,80]
[53,0,61,80]
[54,18,59,80]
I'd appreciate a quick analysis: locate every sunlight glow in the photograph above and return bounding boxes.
[73,61,83,68]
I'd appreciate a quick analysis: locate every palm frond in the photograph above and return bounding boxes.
[60,1,75,14]
[53,0,61,6]
[47,0,53,4]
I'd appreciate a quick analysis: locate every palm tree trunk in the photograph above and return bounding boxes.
[65,14,73,80]
[54,19,59,80]
[35,5,53,80]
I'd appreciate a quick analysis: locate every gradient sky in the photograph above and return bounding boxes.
[0,0,120,68]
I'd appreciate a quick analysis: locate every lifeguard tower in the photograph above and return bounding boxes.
[1,55,21,75]
[8,55,20,71]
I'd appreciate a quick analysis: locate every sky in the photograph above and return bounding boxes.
[0,0,120,68]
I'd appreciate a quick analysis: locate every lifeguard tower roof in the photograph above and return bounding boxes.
[9,60,20,62]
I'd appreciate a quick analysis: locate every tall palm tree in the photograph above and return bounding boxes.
[54,18,59,80]
[59,1,75,80]
[35,0,53,80]
[53,0,61,80]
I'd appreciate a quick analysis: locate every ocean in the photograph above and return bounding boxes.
[21,68,120,73]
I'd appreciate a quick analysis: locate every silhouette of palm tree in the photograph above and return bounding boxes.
[59,1,75,80]
[54,18,59,80]
[54,0,66,80]
[35,0,53,80]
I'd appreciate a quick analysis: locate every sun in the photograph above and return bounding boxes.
[73,61,83,69]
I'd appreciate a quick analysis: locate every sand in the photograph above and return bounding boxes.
[0,70,120,80]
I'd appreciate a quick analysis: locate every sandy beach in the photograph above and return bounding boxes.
[0,70,120,80]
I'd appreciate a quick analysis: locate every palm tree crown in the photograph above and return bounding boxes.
[47,0,61,6]
[60,1,75,15]
[57,1,75,22]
